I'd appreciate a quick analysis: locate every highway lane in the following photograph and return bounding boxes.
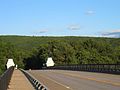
[28,70,120,90]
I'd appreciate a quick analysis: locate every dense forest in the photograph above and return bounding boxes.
[0,35,120,74]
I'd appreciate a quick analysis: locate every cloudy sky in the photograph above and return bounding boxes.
[0,0,120,37]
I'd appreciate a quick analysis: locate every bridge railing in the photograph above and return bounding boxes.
[0,66,14,90]
[20,69,49,90]
[47,64,120,74]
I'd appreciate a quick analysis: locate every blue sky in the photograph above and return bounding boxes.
[0,0,120,37]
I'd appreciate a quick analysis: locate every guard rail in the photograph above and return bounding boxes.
[47,64,120,74]
[0,66,14,90]
[20,69,48,90]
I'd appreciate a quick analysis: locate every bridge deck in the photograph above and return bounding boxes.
[29,70,120,90]
[7,69,34,90]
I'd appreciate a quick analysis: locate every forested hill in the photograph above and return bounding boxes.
[0,35,120,74]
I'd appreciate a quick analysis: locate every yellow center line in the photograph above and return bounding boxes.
[52,71,120,87]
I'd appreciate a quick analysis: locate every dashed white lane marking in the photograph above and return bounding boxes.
[66,86,70,89]
[41,74,71,89]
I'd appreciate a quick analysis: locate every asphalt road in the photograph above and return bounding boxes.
[28,70,120,90]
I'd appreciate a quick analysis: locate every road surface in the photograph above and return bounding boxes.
[28,70,120,90]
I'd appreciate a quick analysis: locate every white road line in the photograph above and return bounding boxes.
[41,74,71,89]
[66,86,70,89]
[51,70,120,87]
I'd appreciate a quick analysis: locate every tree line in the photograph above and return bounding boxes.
[0,36,120,74]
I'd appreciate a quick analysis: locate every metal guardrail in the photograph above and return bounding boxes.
[0,66,14,90]
[20,69,48,90]
[47,64,120,74]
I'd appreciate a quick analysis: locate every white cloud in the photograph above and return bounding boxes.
[85,10,95,15]
[67,24,81,30]
[102,30,120,38]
